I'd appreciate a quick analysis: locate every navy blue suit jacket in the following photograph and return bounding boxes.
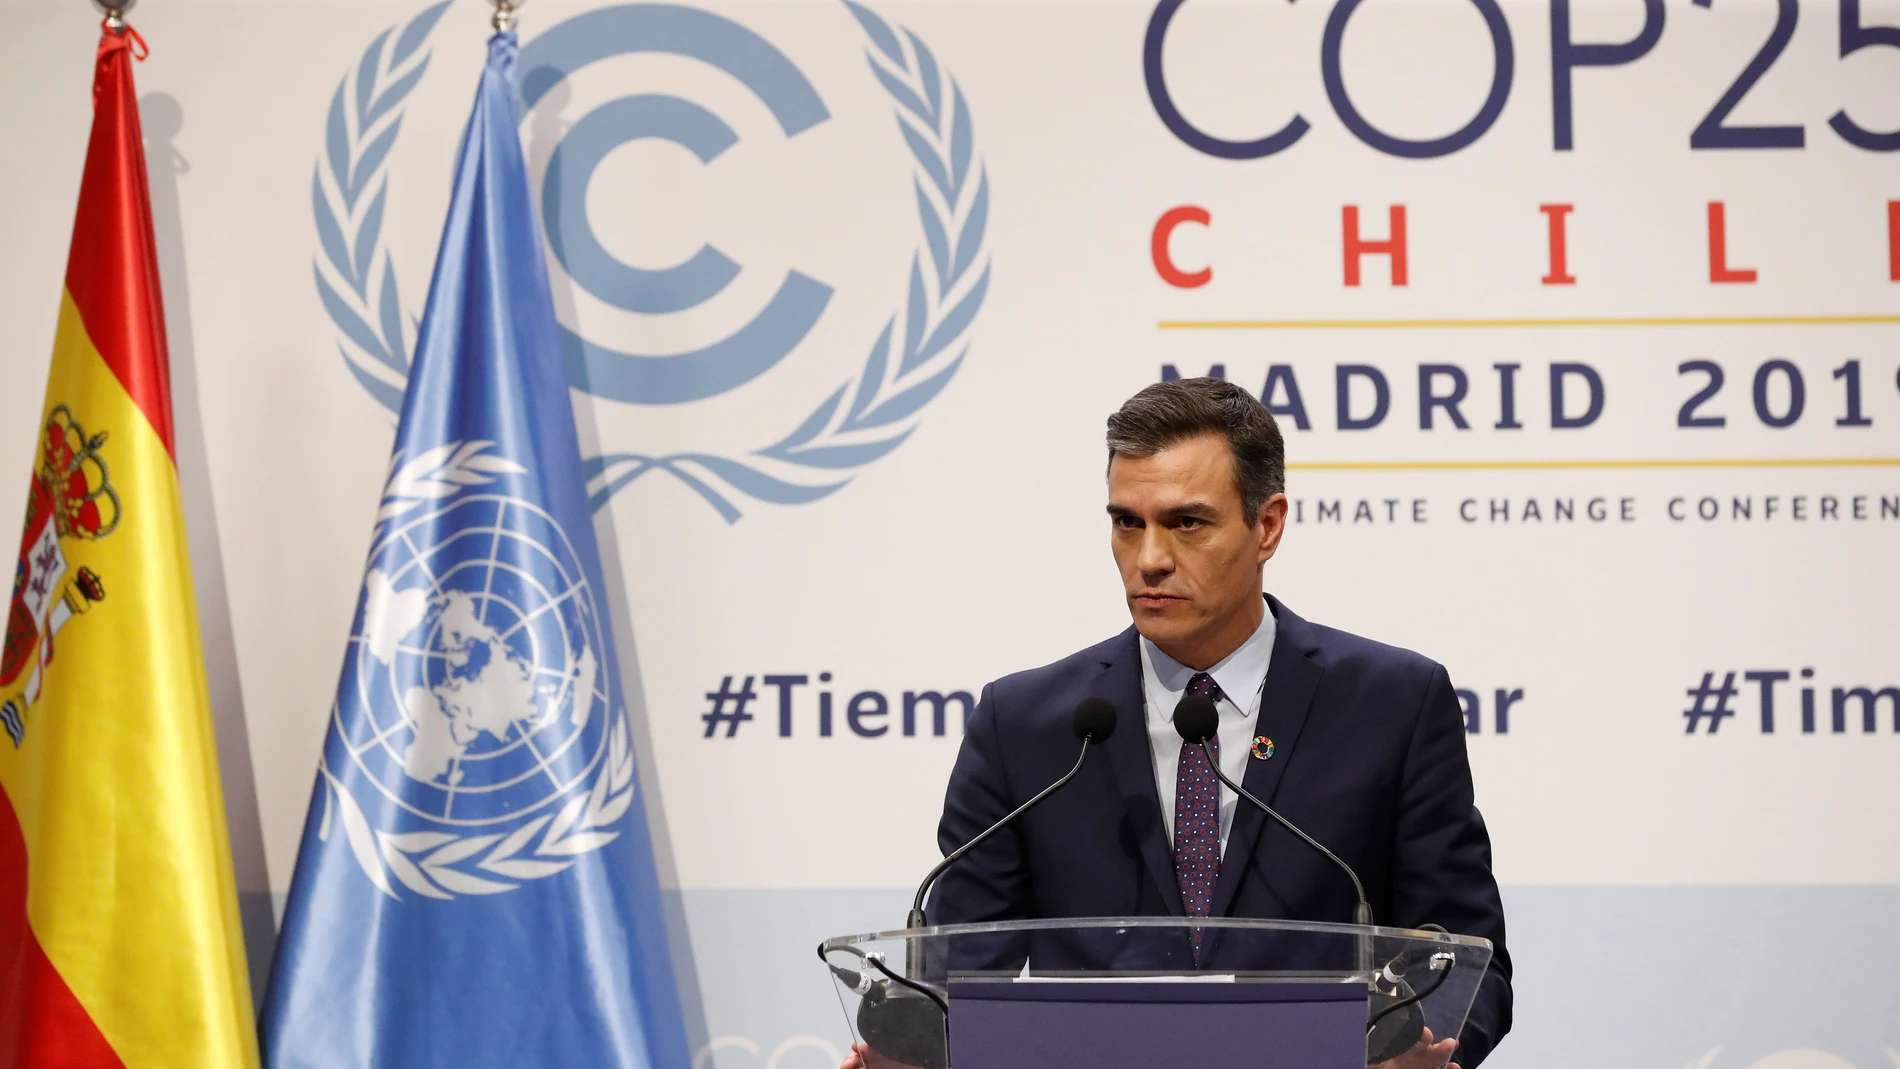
[927,597,1512,1066]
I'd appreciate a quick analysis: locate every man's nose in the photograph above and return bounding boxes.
[1136,526,1174,580]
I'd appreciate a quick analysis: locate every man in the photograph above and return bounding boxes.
[902,378,1511,1067]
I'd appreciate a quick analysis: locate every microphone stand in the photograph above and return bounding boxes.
[1198,741,1376,976]
[902,732,1101,1003]
[907,734,1095,929]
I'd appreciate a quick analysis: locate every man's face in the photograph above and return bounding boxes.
[1107,433,1287,666]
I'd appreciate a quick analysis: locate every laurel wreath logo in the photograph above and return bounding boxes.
[312,1,450,415]
[313,0,990,523]
[582,1,991,521]
[319,720,636,899]
[375,439,526,522]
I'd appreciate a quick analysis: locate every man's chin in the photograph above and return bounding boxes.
[1128,598,1195,636]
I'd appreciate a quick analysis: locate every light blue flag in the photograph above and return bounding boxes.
[262,30,689,1069]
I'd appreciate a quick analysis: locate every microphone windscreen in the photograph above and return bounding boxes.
[1172,695,1219,743]
[1070,697,1118,742]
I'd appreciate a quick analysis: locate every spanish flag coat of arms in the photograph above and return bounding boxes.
[0,23,259,1069]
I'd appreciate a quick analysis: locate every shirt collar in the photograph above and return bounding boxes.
[1139,599,1277,716]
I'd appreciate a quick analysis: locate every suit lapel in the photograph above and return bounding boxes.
[1094,627,1185,916]
[1210,597,1324,918]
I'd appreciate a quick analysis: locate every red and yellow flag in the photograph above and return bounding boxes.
[0,24,259,1069]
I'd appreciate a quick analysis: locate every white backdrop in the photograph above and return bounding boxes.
[1,0,1896,1065]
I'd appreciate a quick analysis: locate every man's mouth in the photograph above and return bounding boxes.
[1132,592,1186,608]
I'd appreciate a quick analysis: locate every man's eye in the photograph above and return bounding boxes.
[1113,516,1141,529]
[1176,517,1203,530]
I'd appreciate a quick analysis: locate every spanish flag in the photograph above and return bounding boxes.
[0,23,259,1069]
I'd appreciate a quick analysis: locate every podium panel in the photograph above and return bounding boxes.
[949,981,1365,1069]
[818,918,1492,1068]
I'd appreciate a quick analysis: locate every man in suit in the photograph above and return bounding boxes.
[909,378,1512,1067]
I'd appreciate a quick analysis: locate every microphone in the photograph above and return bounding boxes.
[906,697,1118,928]
[1170,694,1372,927]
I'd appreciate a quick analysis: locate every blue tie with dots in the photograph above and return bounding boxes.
[1174,671,1224,949]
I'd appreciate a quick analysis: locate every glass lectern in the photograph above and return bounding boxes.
[819,918,1492,1069]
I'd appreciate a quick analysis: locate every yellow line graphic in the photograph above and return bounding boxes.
[1288,458,1900,472]
[1160,314,1900,331]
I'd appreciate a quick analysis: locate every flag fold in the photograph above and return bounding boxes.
[261,31,690,1069]
[0,24,259,1069]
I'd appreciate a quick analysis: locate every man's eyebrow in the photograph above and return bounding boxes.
[1161,501,1219,519]
[1105,502,1220,521]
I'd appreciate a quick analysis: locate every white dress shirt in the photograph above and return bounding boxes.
[1140,604,1277,855]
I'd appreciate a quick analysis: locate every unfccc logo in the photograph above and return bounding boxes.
[313,1,991,520]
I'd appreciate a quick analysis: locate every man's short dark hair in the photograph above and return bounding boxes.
[1105,378,1285,522]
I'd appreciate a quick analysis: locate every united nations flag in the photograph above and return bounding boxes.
[261,26,690,1069]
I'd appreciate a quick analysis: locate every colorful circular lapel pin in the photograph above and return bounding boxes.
[1250,735,1274,760]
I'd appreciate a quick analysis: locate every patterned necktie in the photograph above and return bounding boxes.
[1174,671,1225,939]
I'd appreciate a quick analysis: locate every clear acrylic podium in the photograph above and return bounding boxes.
[819,918,1492,1069]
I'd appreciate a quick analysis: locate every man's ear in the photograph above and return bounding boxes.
[1256,494,1289,564]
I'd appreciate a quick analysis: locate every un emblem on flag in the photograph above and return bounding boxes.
[318,443,635,899]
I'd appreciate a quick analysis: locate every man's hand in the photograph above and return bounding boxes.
[1373,1027,1459,1069]
[839,1041,919,1069]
